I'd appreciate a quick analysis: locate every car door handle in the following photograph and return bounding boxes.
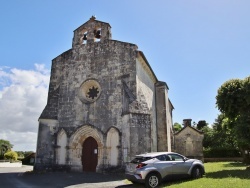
[172,163,177,165]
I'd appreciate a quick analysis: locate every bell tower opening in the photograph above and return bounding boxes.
[94,28,101,42]
[72,16,112,48]
[82,31,88,44]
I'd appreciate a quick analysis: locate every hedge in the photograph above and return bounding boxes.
[204,148,241,158]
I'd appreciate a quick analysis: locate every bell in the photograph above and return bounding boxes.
[94,30,101,39]
[83,34,87,40]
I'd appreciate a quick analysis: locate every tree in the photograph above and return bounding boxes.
[202,114,240,158]
[0,139,13,159]
[201,125,214,148]
[16,151,34,158]
[16,151,25,158]
[173,122,182,132]
[197,120,207,130]
[211,114,237,149]
[216,76,250,163]
[4,151,18,161]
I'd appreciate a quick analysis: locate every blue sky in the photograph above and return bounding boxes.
[0,1,250,151]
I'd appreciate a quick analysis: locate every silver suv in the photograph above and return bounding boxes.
[125,152,205,188]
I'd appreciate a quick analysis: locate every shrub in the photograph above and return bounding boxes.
[204,148,241,158]
[4,151,18,161]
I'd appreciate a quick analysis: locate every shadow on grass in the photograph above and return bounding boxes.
[160,165,250,187]
[205,169,250,179]
[117,178,194,188]
[160,177,192,187]
[223,162,246,168]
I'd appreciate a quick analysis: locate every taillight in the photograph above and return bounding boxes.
[136,163,147,169]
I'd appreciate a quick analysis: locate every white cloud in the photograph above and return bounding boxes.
[0,64,50,151]
[0,130,37,151]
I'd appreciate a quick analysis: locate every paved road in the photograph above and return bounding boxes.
[0,165,144,188]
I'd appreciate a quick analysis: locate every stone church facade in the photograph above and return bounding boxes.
[35,16,174,172]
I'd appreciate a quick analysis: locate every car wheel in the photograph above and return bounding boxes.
[145,173,161,188]
[191,166,202,179]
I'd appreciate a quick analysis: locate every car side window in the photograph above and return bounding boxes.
[168,154,184,161]
[165,155,171,161]
[156,155,171,161]
[156,155,165,161]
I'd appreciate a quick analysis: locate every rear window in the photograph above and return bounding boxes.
[130,157,152,164]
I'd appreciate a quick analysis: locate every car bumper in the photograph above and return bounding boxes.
[125,173,145,183]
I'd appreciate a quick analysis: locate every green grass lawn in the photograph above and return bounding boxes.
[160,162,250,188]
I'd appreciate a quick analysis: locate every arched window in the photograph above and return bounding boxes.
[57,130,67,164]
[106,128,119,166]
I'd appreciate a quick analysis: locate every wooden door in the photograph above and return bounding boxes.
[82,137,98,172]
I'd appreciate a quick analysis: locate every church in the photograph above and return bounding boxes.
[34,16,174,172]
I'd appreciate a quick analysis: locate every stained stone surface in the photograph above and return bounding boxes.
[35,17,174,172]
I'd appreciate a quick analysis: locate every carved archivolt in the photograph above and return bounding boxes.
[68,125,104,167]
[69,125,103,149]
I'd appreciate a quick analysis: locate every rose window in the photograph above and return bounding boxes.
[78,79,101,103]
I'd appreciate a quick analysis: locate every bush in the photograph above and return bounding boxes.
[4,151,18,161]
[204,148,241,158]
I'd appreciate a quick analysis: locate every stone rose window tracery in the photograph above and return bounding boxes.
[78,79,101,103]
[87,86,99,100]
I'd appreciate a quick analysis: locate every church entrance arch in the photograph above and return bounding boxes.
[82,136,98,172]
[68,125,104,172]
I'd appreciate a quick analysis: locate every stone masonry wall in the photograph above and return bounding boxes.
[36,18,172,171]
[135,57,157,152]
[155,83,168,151]
[49,40,138,134]
[174,126,204,161]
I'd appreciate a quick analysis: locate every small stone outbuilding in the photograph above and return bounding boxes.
[174,119,204,161]
[35,16,174,172]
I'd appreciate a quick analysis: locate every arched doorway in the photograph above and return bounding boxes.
[82,136,98,172]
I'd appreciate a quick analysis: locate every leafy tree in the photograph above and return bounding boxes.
[0,139,13,159]
[216,76,250,163]
[212,114,237,149]
[192,121,197,127]
[4,151,18,161]
[173,122,182,132]
[202,114,240,158]
[216,79,243,118]
[201,125,214,148]
[197,120,207,130]
[16,151,25,158]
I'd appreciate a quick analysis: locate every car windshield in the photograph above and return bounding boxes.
[130,157,152,164]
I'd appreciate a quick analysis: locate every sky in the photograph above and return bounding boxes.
[0,0,249,151]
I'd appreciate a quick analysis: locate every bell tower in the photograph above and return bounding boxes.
[72,16,112,48]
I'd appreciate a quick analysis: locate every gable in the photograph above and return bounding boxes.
[175,126,203,137]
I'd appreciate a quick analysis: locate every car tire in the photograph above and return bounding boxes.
[191,166,202,179]
[145,173,161,188]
